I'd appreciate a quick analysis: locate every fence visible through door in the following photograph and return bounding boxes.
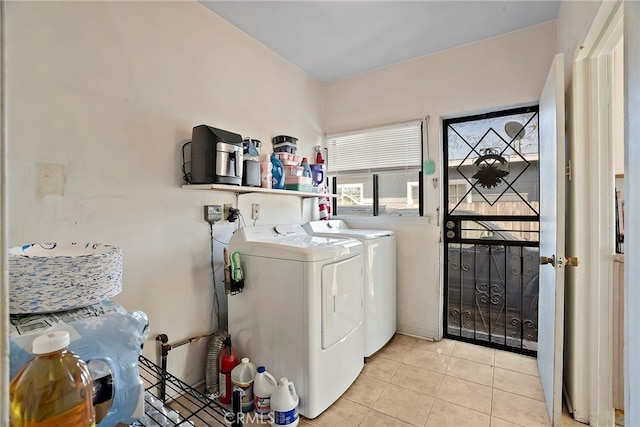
[443,106,540,354]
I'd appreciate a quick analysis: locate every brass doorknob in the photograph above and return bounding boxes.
[565,256,579,267]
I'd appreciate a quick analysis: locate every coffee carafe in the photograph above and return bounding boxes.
[242,138,261,187]
[215,142,243,184]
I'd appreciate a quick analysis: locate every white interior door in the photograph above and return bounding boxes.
[537,53,566,426]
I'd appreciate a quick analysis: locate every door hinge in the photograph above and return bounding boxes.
[566,160,572,181]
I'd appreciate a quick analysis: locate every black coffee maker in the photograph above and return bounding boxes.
[190,125,243,185]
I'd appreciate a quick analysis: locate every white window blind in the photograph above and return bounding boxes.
[326,120,423,173]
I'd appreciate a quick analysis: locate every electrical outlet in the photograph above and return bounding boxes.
[223,204,233,221]
[204,205,222,223]
[252,203,260,220]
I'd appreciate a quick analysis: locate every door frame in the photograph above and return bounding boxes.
[0,1,8,423]
[568,1,622,424]
[623,3,640,425]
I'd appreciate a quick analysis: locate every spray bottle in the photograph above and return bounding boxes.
[271,153,285,189]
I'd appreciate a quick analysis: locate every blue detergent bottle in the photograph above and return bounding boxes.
[300,158,312,178]
[271,153,285,189]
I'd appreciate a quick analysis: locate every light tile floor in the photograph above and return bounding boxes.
[296,334,587,427]
[167,334,589,427]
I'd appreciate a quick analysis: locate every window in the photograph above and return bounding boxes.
[326,120,423,216]
[406,182,419,205]
[337,183,363,205]
[448,180,472,205]
[444,106,539,217]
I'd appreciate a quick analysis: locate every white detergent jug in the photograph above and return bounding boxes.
[253,366,277,420]
[231,357,257,413]
[270,377,299,427]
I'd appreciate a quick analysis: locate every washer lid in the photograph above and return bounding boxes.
[304,220,348,232]
[303,221,394,240]
[229,225,362,261]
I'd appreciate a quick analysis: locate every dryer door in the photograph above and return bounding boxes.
[321,254,363,349]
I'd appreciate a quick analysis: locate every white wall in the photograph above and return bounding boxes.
[5,1,323,384]
[324,21,557,339]
[556,0,601,88]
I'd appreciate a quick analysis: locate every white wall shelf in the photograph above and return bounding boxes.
[182,183,335,198]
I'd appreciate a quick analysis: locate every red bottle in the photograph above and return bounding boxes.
[219,336,239,404]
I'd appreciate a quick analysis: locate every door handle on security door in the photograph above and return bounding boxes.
[540,255,556,266]
[540,255,579,267]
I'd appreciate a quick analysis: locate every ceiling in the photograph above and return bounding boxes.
[200,1,561,82]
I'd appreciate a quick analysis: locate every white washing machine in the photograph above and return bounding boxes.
[303,220,396,357]
[227,224,364,419]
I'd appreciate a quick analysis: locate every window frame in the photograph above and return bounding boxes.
[326,120,425,217]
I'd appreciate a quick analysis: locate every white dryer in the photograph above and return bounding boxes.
[227,224,364,419]
[303,220,396,357]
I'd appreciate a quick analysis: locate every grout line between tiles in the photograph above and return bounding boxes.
[433,369,446,399]
[422,396,435,427]
[493,363,540,377]
[490,414,528,427]
[497,365,540,376]
[356,408,371,427]
[490,365,496,419]
[361,407,421,427]
[428,397,493,427]
[423,348,452,426]
[491,382,546,403]
[491,358,495,388]
[440,371,493,389]
[370,372,391,409]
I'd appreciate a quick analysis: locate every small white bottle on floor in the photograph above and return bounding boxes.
[270,377,299,427]
[253,366,277,421]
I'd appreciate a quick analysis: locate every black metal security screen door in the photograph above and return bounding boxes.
[443,106,540,354]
